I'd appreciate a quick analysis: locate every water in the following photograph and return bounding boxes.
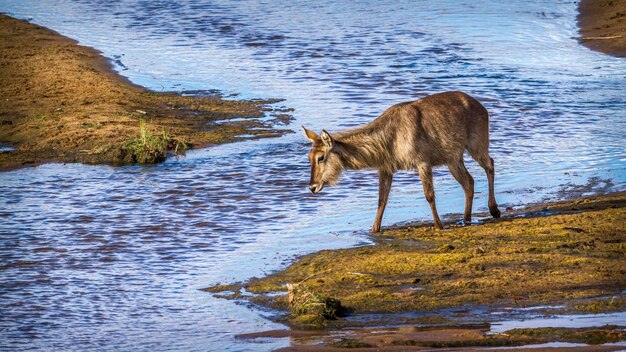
[0,1,625,351]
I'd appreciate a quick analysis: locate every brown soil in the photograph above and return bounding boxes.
[578,0,626,57]
[275,343,623,352]
[242,326,626,352]
[0,14,290,170]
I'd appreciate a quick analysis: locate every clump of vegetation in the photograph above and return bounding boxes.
[287,283,342,326]
[120,119,187,164]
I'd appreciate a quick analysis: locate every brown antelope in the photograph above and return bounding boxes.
[302,91,501,233]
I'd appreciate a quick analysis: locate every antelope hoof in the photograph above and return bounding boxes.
[371,225,381,233]
[490,207,501,218]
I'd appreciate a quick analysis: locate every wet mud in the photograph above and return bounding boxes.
[243,326,626,352]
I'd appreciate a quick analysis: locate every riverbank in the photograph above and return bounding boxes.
[578,0,626,57]
[0,14,291,170]
[206,192,626,350]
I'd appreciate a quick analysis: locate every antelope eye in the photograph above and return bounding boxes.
[317,155,325,163]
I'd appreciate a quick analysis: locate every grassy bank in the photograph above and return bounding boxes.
[228,192,625,317]
[206,192,625,350]
[0,14,291,170]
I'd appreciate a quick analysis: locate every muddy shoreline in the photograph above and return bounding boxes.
[578,0,626,57]
[206,192,626,350]
[0,14,291,171]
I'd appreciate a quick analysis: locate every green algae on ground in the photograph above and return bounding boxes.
[222,192,626,320]
[573,297,626,313]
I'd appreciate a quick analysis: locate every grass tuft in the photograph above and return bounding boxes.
[287,283,342,327]
[120,119,187,164]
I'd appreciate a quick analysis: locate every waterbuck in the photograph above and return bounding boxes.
[302,91,501,233]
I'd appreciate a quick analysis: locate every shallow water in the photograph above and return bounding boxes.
[0,1,625,351]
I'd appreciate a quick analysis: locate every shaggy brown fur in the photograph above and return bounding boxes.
[303,91,500,232]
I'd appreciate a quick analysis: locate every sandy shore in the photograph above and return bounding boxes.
[578,0,626,57]
[207,192,626,350]
[0,14,290,170]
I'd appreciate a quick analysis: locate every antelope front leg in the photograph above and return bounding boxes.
[372,171,393,233]
[418,164,443,230]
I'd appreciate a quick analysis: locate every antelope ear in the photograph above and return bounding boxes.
[321,129,333,148]
[301,125,319,142]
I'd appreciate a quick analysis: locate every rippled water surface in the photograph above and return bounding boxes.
[1,1,625,351]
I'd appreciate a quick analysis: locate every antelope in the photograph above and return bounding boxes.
[302,91,501,233]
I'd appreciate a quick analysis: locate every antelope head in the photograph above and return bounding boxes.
[302,126,344,194]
